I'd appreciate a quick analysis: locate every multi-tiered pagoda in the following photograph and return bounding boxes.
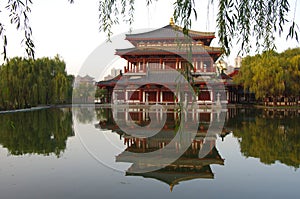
[98,18,242,105]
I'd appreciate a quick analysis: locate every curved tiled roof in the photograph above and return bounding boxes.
[126,25,215,40]
[97,74,122,87]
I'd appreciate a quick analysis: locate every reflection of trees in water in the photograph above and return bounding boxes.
[74,107,95,124]
[230,109,300,169]
[0,108,74,157]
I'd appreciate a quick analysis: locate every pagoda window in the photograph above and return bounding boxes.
[115,91,125,101]
[128,91,139,100]
[163,92,174,102]
[146,91,157,102]
[198,91,210,101]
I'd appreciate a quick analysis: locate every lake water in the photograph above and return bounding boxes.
[0,106,300,199]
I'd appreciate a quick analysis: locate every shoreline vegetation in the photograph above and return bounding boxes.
[0,56,74,111]
[234,48,300,106]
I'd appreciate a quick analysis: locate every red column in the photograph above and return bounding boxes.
[160,58,163,69]
[210,58,214,72]
[139,90,142,103]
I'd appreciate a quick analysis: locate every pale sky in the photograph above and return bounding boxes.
[1,0,299,77]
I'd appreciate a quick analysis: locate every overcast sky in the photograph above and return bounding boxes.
[1,0,299,76]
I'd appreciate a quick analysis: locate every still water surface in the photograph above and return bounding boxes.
[0,107,299,199]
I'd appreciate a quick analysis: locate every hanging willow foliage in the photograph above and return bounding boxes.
[97,0,299,55]
[0,0,298,58]
[0,55,74,110]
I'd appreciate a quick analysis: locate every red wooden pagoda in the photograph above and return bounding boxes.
[98,18,242,105]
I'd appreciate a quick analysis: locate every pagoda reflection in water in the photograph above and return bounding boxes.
[96,107,231,190]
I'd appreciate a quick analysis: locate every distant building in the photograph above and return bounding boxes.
[104,68,122,80]
[73,75,96,103]
[235,56,242,68]
[111,68,122,77]
[74,75,95,88]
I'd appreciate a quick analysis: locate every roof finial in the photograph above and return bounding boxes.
[170,17,175,26]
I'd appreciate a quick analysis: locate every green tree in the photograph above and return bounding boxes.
[279,48,300,100]
[95,87,108,103]
[73,83,95,103]
[0,56,74,110]
[234,48,300,104]
[0,0,298,58]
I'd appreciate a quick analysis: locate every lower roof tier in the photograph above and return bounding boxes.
[116,46,223,62]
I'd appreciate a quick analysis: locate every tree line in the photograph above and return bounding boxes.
[0,56,74,110]
[234,48,300,105]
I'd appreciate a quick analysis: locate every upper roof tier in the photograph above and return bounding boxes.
[126,23,216,46]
